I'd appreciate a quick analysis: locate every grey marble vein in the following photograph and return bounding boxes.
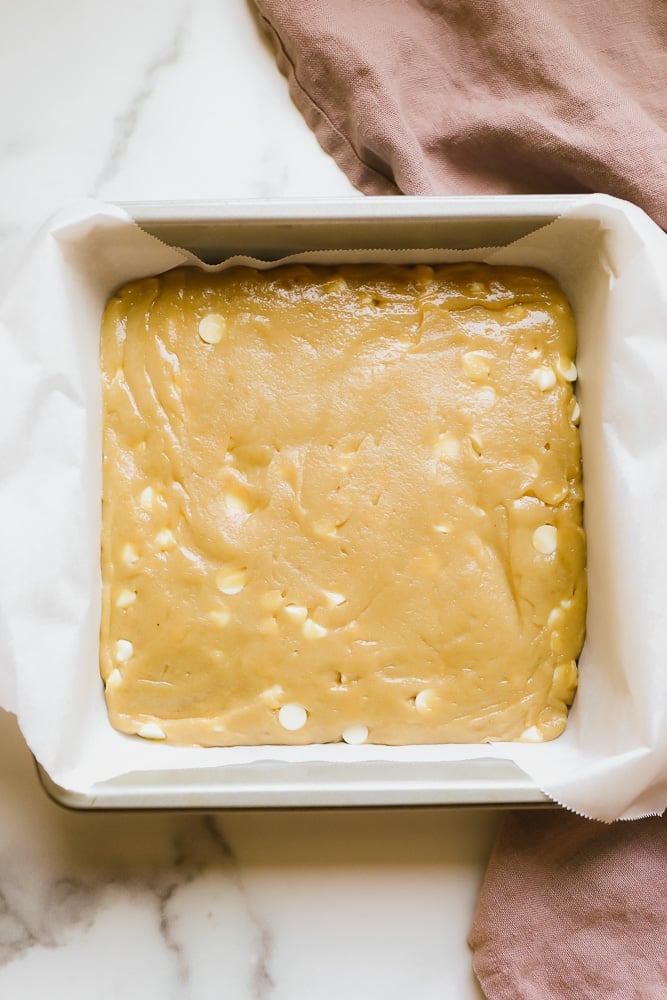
[201,816,275,999]
[148,818,227,992]
[0,883,38,966]
[0,810,272,998]
[0,870,97,966]
[91,0,192,195]
[252,923,275,1000]
[156,877,192,989]
[46,875,98,934]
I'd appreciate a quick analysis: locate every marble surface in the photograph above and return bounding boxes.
[0,1,504,996]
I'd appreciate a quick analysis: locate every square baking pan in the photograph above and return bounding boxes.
[34,194,602,811]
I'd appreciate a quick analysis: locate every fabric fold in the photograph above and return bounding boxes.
[253,0,667,227]
[468,810,667,999]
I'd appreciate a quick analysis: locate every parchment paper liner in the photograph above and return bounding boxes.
[1,195,666,821]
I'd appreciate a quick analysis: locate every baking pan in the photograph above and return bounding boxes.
[34,195,597,810]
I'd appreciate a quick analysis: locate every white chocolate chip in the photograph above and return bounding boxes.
[434,431,460,461]
[415,689,438,713]
[155,528,175,549]
[322,589,346,608]
[342,724,369,745]
[198,313,227,345]
[121,543,139,566]
[140,486,154,512]
[553,660,578,691]
[313,519,337,539]
[224,488,252,515]
[302,618,328,640]
[260,590,283,612]
[260,684,285,709]
[550,631,565,654]
[532,524,558,555]
[532,367,557,391]
[519,725,545,743]
[258,617,278,636]
[524,456,541,478]
[541,482,568,505]
[283,603,308,625]
[116,589,137,610]
[137,722,166,740]
[505,304,527,321]
[476,385,498,405]
[569,397,581,424]
[324,277,348,293]
[115,639,134,662]
[105,668,123,690]
[216,567,247,595]
[547,607,565,628]
[557,357,578,381]
[462,351,491,380]
[278,703,308,731]
[209,608,231,627]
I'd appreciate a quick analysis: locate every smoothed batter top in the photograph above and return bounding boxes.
[100,263,586,746]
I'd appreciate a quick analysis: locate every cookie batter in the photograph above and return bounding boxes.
[100,263,586,745]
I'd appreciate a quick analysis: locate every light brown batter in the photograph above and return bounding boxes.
[100,263,586,746]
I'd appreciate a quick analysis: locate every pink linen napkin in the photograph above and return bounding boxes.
[469,810,667,999]
[252,0,667,227]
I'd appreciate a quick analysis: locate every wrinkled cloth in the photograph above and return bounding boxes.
[468,810,667,999]
[252,0,667,227]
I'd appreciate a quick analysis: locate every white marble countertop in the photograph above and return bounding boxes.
[0,2,503,995]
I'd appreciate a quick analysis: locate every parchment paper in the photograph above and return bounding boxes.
[1,195,666,821]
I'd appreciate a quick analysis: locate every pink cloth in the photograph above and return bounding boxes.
[252,0,667,227]
[468,810,667,999]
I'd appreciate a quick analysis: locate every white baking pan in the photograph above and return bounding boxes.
[37,756,550,810]
[26,195,588,810]
[16,192,663,817]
